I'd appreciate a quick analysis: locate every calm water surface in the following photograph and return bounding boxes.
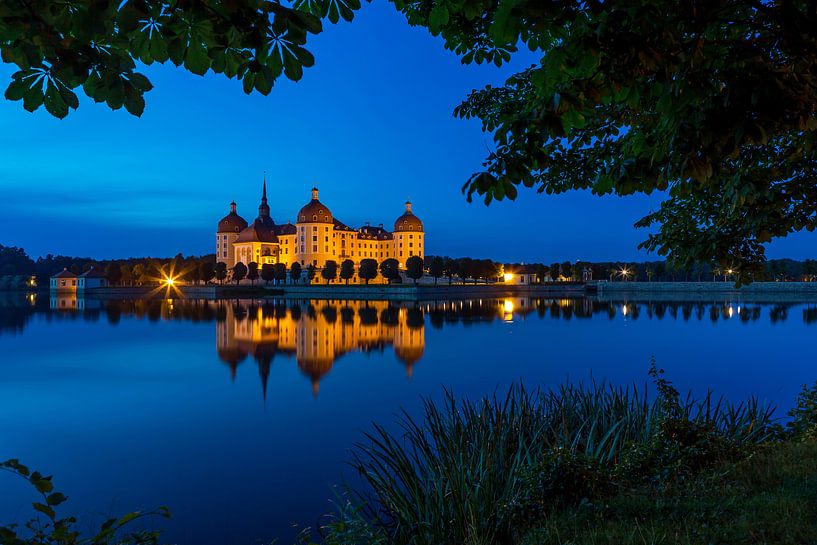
[1,292,816,544]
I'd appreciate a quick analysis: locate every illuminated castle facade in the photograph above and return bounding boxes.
[216,181,424,277]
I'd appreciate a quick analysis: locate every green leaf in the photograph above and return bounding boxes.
[185,43,210,76]
[46,492,68,506]
[32,477,54,494]
[282,49,303,81]
[428,5,449,33]
[32,502,56,519]
[44,80,69,118]
[22,84,44,113]
[4,78,28,101]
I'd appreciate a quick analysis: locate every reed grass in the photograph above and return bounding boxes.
[332,363,780,545]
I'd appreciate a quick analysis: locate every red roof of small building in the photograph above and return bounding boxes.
[80,266,107,278]
[52,268,76,278]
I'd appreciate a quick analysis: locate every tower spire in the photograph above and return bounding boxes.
[258,172,271,218]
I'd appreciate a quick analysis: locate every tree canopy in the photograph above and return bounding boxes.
[4,1,817,281]
[413,0,817,282]
[0,0,362,118]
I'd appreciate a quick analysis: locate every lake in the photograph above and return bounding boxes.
[1,292,816,544]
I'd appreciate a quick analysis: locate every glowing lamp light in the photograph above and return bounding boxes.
[503,273,514,282]
[164,277,176,286]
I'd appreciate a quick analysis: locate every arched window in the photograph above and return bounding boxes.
[312,214,317,221]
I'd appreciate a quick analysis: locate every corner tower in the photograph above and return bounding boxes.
[393,200,424,268]
[295,187,335,268]
[217,201,248,265]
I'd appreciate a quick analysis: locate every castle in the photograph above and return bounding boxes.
[216,180,425,282]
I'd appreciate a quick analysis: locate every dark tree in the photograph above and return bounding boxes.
[0,245,34,276]
[322,260,338,283]
[428,256,444,284]
[247,262,259,286]
[214,262,227,285]
[391,0,817,282]
[261,263,275,286]
[306,264,317,283]
[340,259,355,285]
[273,263,288,285]
[458,258,474,284]
[443,257,457,285]
[358,259,378,285]
[380,258,400,284]
[406,256,424,285]
[232,262,247,285]
[290,262,302,284]
[0,1,363,119]
[105,262,122,285]
[199,261,215,285]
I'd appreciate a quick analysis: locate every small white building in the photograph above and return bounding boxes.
[50,268,77,292]
[503,265,538,285]
[78,267,108,290]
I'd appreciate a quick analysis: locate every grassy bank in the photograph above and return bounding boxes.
[521,439,817,545]
[306,365,817,545]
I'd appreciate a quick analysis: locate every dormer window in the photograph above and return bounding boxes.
[300,215,305,221]
[312,214,317,221]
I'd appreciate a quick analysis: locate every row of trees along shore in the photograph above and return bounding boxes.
[5,245,817,287]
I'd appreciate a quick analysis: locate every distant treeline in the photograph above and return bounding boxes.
[429,255,817,283]
[4,243,817,287]
[0,244,215,286]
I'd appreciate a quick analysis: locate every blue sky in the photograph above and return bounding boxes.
[0,1,813,262]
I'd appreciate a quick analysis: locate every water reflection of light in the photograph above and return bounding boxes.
[622,304,628,316]
[503,299,514,322]
[728,306,734,318]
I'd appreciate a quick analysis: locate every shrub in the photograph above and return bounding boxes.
[787,381,817,439]
[0,459,168,545]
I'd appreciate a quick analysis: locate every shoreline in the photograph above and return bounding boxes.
[6,280,817,303]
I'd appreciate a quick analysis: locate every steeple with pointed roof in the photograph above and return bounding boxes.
[258,173,271,219]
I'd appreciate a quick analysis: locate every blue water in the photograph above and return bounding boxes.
[1,294,815,544]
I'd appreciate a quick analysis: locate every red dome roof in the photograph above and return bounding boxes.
[297,187,333,224]
[218,202,248,233]
[394,201,423,232]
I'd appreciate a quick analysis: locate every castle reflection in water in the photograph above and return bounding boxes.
[216,300,425,396]
[3,293,817,396]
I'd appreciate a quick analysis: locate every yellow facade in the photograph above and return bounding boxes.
[216,183,425,282]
